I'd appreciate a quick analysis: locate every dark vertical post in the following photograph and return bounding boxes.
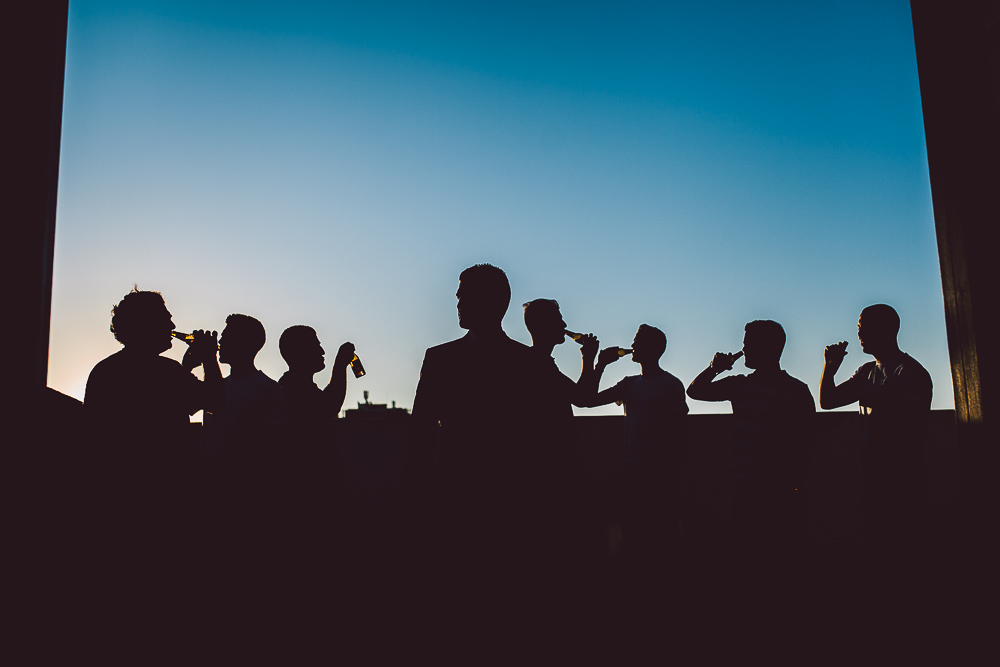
[910,0,999,540]
[8,1,69,397]
[911,0,999,431]
[7,4,73,622]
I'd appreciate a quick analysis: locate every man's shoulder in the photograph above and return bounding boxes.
[256,369,281,386]
[279,372,319,395]
[774,370,811,391]
[425,335,469,356]
[660,372,689,408]
[247,370,284,394]
[898,353,931,377]
[613,373,641,389]
[657,370,687,391]
[851,360,878,379]
[278,371,306,389]
[779,371,816,407]
[90,350,184,377]
[893,354,933,398]
[225,370,282,397]
[498,334,533,358]
[86,351,126,398]
[146,352,187,375]
[89,350,124,375]
[424,332,530,357]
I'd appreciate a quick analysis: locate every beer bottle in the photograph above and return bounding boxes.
[617,348,633,357]
[564,329,584,342]
[350,354,366,378]
[172,331,219,350]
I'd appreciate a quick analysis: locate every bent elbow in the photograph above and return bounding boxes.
[686,385,708,401]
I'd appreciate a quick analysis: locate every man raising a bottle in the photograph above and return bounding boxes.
[577,324,689,599]
[277,326,356,521]
[85,288,223,517]
[819,304,932,580]
[83,287,223,621]
[521,299,601,594]
[201,314,284,528]
[522,298,599,439]
[687,319,815,604]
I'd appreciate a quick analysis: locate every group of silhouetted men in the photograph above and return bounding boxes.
[79,263,932,655]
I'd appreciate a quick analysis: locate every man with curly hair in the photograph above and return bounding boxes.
[85,288,222,528]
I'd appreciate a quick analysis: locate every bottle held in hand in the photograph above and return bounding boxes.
[350,354,366,378]
[172,331,218,350]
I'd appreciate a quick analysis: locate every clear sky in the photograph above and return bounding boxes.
[49,0,952,417]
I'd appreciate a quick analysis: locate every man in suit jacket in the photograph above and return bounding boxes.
[409,264,542,525]
[403,265,583,651]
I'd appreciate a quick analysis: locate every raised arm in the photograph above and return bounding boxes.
[183,329,224,413]
[687,351,742,401]
[818,341,856,410]
[575,346,626,408]
[570,333,599,407]
[323,341,356,417]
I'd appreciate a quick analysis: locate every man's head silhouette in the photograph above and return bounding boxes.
[110,288,174,354]
[743,320,785,369]
[279,325,325,375]
[457,263,511,333]
[523,298,566,349]
[858,304,901,358]
[219,313,266,366]
[631,324,666,365]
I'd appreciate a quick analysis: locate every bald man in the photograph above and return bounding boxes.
[820,304,932,572]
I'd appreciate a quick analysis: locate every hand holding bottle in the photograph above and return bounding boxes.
[566,330,599,362]
[597,346,630,367]
[178,329,218,369]
[710,350,743,375]
[334,342,356,371]
[824,341,849,371]
[350,354,366,378]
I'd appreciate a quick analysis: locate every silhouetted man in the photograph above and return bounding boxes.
[819,304,932,570]
[522,299,597,477]
[687,320,815,598]
[523,298,599,416]
[406,264,543,642]
[409,264,543,524]
[202,314,284,524]
[278,325,355,525]
[85,288,223,518]
[83,288,223,627]
[279,326,355,423]
[522,299,600,580]
[578,324,688,585]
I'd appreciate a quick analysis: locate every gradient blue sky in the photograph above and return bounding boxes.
[49,0,952,416]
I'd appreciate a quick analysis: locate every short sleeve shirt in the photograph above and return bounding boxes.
[204,370,284,446]
[840,353,932,471]
[709,370,816,482]
[611,372,688,463]
[85,349,204,433]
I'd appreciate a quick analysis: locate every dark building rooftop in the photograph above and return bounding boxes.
[344,390,410,420]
